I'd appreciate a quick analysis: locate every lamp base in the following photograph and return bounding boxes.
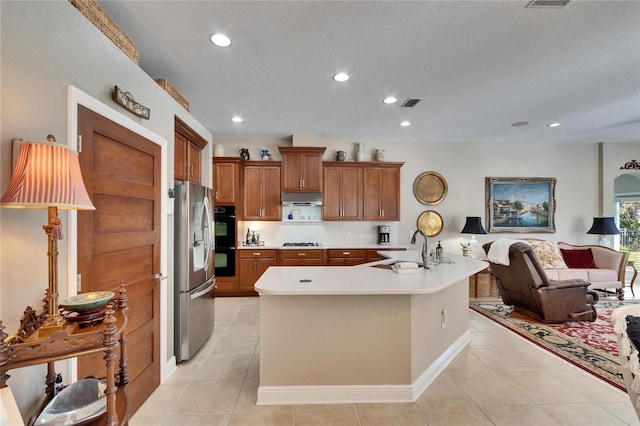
[39,314,65,336]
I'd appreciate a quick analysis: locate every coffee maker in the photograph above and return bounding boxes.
[377,225,390,245]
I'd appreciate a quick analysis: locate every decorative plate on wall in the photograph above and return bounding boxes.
[417,210,444,237]
[413,171,448,205]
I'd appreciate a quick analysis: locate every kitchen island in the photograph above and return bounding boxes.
[255,251,488,405]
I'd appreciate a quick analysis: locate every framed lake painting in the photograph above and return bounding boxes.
[485,177,556,233]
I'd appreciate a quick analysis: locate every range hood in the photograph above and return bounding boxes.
[281,191,323,206]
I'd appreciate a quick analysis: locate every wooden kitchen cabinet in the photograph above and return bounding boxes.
[323,163,363,220]
[174,117,207,183]
[363,164,403,221]
[243,162,282,220]
[328,249,366,266]
[279,147,325,192]
[278,249,325,266]
[238,249,276,292]
[213,157,241,206]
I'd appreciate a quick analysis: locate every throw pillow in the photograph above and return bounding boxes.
[560,248,597,269]
[528,240,568,269]
[626,315,640,362]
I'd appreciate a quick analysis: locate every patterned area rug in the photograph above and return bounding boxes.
[469,300,640,391]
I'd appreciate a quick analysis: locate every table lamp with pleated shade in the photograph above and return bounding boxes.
[1,135,95,333]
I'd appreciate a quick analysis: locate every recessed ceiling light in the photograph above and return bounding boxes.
[400,121,411,127]
[512,121,530,127]
[333,73,349,82]
[547,122,561,128]
[383,97,397,104]
[231,116,243,123]
[210,33,231,47]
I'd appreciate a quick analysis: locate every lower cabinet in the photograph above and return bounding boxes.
[328,249,366,266]
[238,249,276,292]
[366,248,407,262]
[278,249,325,266]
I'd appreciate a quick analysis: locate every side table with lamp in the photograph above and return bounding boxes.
[0,136,129,424]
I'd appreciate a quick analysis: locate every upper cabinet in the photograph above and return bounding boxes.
[243,162,282,221]
[363,163,403,221]
[213,157,241,206]
[279,147,326,192]
[174,117,208,183]
[323,163,363,221]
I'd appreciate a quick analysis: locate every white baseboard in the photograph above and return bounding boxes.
[256,331,471,405]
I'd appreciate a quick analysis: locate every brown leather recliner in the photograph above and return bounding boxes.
[483,241,599,323]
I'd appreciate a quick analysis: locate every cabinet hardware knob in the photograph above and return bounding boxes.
[343,252,350,255]
[253,253,261,256]
[298,253,306,256]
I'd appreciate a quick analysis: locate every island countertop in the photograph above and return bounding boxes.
[254,251,488,296]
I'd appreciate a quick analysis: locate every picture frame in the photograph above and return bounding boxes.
[485,177,556,233]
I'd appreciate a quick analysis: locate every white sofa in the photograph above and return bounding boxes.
[611,304,640,421]
[524,239,629,300]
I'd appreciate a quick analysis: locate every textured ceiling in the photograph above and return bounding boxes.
[97,0,640,144]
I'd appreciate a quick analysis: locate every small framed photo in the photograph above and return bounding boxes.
[486,177,556,233]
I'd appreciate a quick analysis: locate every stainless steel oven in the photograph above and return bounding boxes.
[214,206,236,277]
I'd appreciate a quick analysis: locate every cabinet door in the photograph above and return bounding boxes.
[341,167,362,220]
[322,167,342,220]
[379,168,400,220]
[243,166,263,220]
[363,168,382,220]
[323,166,362,221]
[261,166,282,220]
[301,153,322,191]
[213,161,238,205]
[238,258,258,291]
[188,141,201,183]
[256,257,275,280]
[363,167,400,220]
[280,148,324,191]
[174,132,188,181]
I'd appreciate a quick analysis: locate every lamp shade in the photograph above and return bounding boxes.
[1,139,95,210]
[461,216,486,235]
[586,217,620,235]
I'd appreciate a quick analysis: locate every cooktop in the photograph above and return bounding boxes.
[282,242,320,247]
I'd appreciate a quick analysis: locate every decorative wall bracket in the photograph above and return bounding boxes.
[620,160,640,170]
[113,86,150,120]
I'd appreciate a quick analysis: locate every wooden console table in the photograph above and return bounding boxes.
[469,264,499,298]
[629,260,638,297]
[0,283,129,426]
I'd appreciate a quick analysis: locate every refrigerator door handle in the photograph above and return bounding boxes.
[203,194,214,272]
[190,279,215,300]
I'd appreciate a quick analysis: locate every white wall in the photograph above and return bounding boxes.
[1,2,211,418]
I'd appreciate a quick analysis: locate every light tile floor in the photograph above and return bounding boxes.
[131,292,640,426]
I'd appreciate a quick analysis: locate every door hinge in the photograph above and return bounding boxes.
[77,135,82,153]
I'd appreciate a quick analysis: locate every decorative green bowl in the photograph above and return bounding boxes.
[59,291,115,312]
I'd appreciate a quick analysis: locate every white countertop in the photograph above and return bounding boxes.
[238,243,409,250]
[254,251,488,295]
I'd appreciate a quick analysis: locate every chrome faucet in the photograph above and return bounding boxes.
[411,229,429,269]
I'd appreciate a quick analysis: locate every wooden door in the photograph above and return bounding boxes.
[243,166,263,219]
[363,168,382,220]
[77,105,161,416]
[187,141,201,183]
[261,166,282,220]
[322,167,342,220]
[213,160,238,205]
[379,168,400,220]
[281,152,303,191]
[300,153,322,191]
[341,167,362,220]
[174,132,187,180]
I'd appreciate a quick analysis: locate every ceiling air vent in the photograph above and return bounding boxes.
[401,98,422,108]
[525,0,570,9]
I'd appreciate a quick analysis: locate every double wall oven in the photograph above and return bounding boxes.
[214,205,236,276]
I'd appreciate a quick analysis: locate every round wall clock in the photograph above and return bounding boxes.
[413,171,447,205]
[417,210,443,237]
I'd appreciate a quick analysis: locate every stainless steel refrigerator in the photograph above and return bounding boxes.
[174,181,215,363]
